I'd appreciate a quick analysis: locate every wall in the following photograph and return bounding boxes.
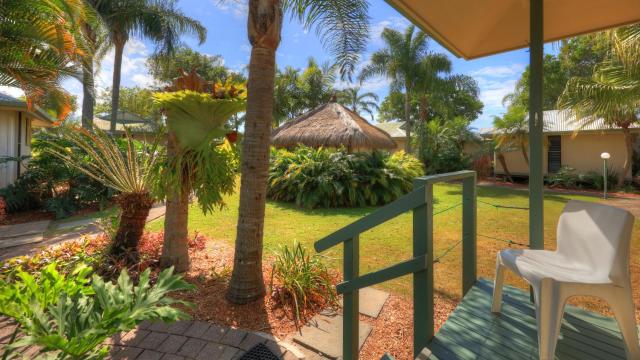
[494,131,636,179]
[0,110,18,188]
[392,138,406,153]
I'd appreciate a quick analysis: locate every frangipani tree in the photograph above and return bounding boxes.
[153,71,245,272]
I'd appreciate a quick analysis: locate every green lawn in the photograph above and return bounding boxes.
[148,182,640,311]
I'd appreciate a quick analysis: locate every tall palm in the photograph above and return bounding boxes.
[558,25,640,187]
[227,0,368,304]
[492,105,529,166]
[337,86,379,120]
[273,66,304,126]
[0,0,89,118]
[360,25,428,153]
[80,21,110,129]
[87,0,206,132]
[299,58,336,109]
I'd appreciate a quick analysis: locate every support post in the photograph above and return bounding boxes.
[412,179,433,357]
[343,235,360,360]
[462,174,477,295]
[529,0,544,251]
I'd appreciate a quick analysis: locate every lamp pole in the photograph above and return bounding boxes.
[601,152,610,199]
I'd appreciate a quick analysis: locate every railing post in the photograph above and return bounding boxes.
[343,235,360,360]
[412,179,433,358]
[462,173,477,296]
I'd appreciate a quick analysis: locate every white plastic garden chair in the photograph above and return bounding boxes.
[491,200,640,360]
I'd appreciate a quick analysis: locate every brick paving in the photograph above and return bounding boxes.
[0,319,302,360]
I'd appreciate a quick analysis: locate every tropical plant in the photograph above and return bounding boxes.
[85,0,206,132]
[45,128,160,260]
[268,147,424,208]
[147,47,245,85]
[558,25,640,186]
[298,58,336,110]
[0,0,90,119]
[415,117,473,175]
[337,86,379,120]
[95,86,163,124]
[273,66,305,126]
[360,25,428,152]
[413,52,452,123]
[270,242,336,324]
[0,263,194,360]
[492,104,529,165]
[228,0,369,304]
[152,72,244,272]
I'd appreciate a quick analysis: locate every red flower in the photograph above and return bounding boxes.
[225,131,238,144]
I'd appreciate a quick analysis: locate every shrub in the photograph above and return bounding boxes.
[270,242,336,323]
[268,147,424,208]
[546,166,619,190]
[547,166,580,189]
[0,263,194,360]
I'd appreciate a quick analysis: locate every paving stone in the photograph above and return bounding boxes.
[220,328,247,347]
[0,220,50,238]
[139,332,169,350]
[293,313,372,359]
[121,329,151,347]
[146,205,166,222]
[238,333,265,351]
[0,233,44,249]
[338,287,390,318]
[148,322,170,333]
[157,334,187,354]
[184,321,210,338]
[138,350,164,360]
[218,346,240,360]
[195,343,228,359]
[200,324,228,342]
[55,218,95,230]
[176,337,207,358]
[166,320,192,335]
[161,355,186,360]
[113,347,144,360]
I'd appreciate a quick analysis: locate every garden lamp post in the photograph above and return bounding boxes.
[601,152,610,199]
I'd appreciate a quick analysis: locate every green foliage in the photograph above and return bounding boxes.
[147,48,245,84]
[416,117,474,175]
[546,166,619,190]
[270,242,335,323]
[337,86,379,121]
[0,263,194,360]
[95,87,162,123]
[268,147,424,208]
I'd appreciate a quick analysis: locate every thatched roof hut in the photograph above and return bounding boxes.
[271,101,396,152]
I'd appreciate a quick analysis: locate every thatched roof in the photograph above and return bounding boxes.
[271,101,396,152]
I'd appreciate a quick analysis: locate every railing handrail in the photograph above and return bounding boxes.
[414,170,476,184]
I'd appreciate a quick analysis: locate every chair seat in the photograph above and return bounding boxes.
[498,249,613,285]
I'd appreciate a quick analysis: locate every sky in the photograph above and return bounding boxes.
[2,0,559,129]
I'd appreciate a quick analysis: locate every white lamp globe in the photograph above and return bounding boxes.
[601,152,611,160]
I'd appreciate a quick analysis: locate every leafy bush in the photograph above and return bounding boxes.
[268,147,424,208]
[547,166,580,189]
[0,263,194,360]
[270,242,336,323]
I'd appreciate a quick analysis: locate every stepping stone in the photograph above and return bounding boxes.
[146,205,166,223]
[293,313,372,359]
[0,220,50,239]
[56,218,96,230]
[339,287,390,318]
[0,233,44,249]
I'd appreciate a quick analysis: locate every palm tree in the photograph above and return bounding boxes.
[227,0,369,304]
[493,105,529,166]
[360,25,428,153]
[87,0,206,132]
[558,25,640,187]
[337,86,379,120]
[0,0,89,118]
[273,66,304,126]
[299,58,336,109]
[414,53,452,123]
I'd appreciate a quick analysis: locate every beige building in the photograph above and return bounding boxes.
[0,93,54,188]
[492,110,639,179]
[374,122,407,152]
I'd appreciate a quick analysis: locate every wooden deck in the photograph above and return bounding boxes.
[428,279,631,360]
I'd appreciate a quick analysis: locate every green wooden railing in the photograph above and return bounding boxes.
[314,170,477,360]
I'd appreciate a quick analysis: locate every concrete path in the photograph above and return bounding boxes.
[600,197,640,218]
[0,318,303,360]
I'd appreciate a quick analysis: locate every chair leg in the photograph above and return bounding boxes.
[534,280,565,360]
[492,256,506,313]
[608,288,640,359]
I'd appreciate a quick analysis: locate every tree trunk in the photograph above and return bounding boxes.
[112,192,154,261]
[418,95,428,123]
[81,23,95,130]
[521,142,529,165]
[497,152,514,183]
[403,88,412,153]
[227,0,282,305]
[160,131,190,272]
[110,34,127,133]
[620,125,634,188]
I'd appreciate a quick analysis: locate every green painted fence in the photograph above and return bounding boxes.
[314,170,478,360]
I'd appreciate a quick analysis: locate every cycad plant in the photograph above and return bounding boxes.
[45,128,160,260]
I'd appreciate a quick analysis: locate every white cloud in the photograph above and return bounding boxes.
[470,64,526,78]
[370,17,410,46]
[0,86,24,98]
[211,0,247,19]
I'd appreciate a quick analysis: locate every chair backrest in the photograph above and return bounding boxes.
[556,200,634,285]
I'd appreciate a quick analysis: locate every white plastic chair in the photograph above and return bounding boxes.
[491,200,640,360]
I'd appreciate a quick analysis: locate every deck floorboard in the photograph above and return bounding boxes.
[428,279,632,360]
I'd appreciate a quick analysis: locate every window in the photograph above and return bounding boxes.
[547,135,561,173]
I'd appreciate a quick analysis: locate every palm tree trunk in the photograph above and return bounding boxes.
[497,152,514,183]
[112,192,154,261]
[419,95,428,123]
[160,131,190,272]
[110,34,127,133]
[620,125,634,187]
[403,88,412,153]
[81,23,96,130]
[227,0,282,305]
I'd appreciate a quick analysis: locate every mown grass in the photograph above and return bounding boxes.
[147,182,640,315]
